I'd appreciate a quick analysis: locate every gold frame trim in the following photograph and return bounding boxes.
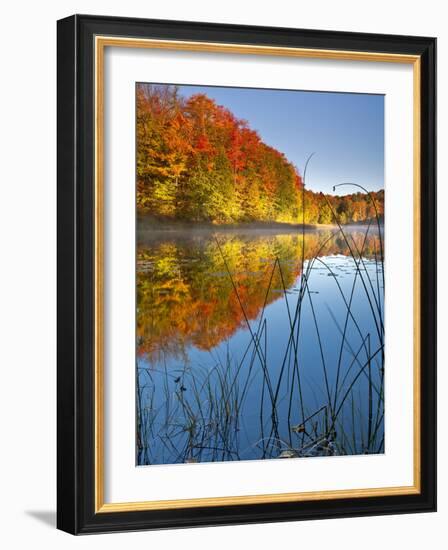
[94,35,422,513]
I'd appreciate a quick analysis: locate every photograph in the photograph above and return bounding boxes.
[54,13,435,533]
[135,83,385,466]
[0,0,441,544]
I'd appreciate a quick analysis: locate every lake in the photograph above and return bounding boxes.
[136,224,384,465]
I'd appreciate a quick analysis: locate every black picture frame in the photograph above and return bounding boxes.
[57,14,436,534]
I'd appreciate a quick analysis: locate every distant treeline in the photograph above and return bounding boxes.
[136,84,384,224]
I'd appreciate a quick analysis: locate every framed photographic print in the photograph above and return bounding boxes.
[57,14,436,534]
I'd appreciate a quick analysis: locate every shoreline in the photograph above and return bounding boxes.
[137,216,382,237]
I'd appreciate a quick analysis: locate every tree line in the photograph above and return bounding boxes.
[136,84,384,225]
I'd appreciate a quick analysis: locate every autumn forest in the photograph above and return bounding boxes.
[136,84,384,225]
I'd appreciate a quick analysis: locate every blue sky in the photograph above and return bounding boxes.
[175,84,384,195]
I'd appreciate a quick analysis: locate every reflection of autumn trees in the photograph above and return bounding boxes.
[136,84,384,224]
[137,230,382,361]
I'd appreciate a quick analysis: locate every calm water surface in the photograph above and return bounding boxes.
[136,225,384,465]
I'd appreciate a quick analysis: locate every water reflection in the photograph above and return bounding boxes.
[137,225,384,465]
